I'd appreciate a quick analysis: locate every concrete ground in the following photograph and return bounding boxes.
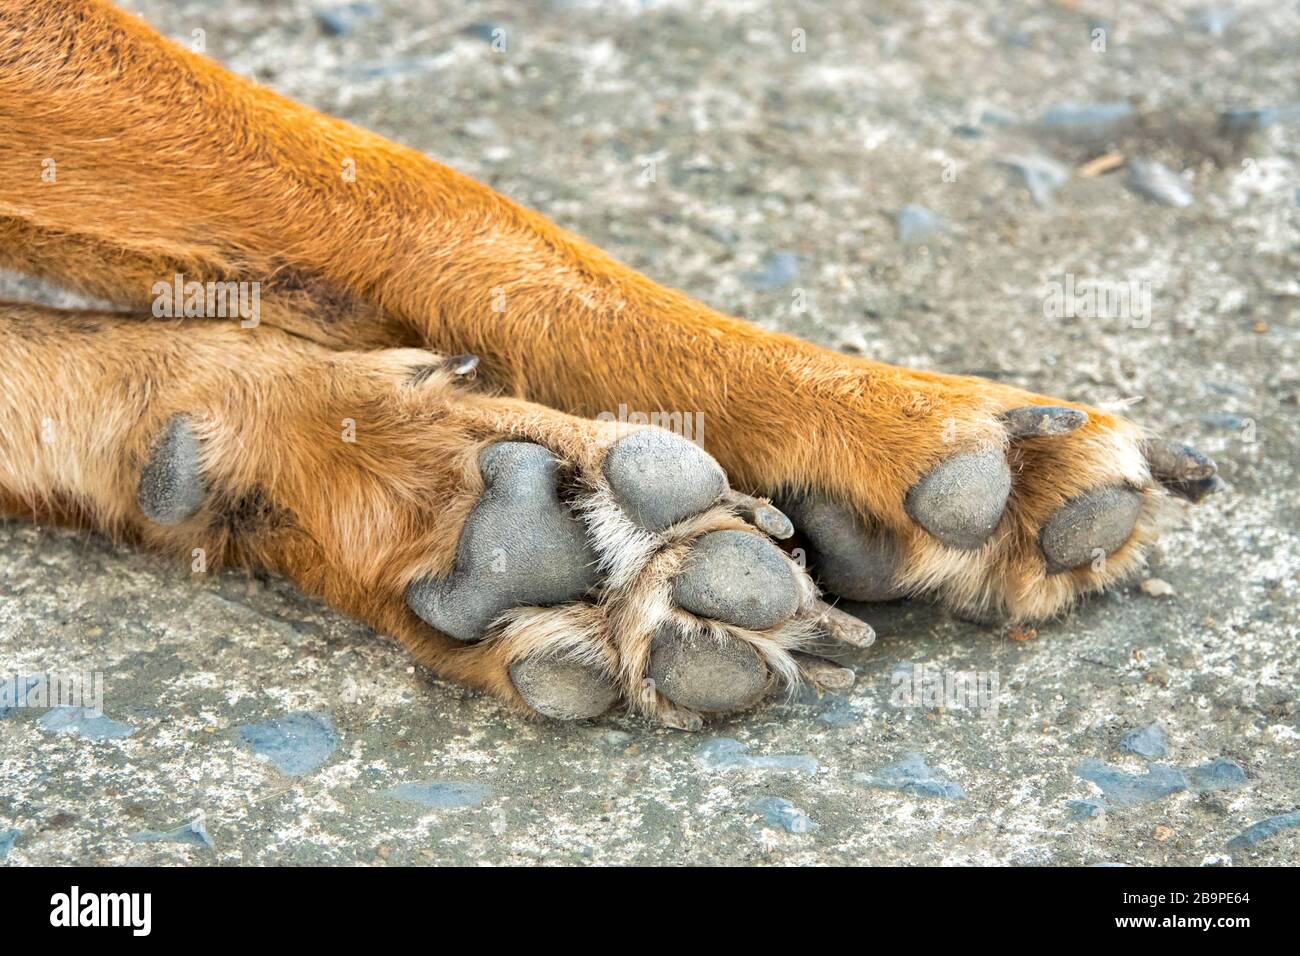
[1,0,1297,865]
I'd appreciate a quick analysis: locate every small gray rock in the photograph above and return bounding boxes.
[1126,158,1194,207]
[1120,723,1169,759]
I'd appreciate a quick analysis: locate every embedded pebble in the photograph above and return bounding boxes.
[313,2,376,36]
[38,707,134,741]
[407,442,600,642]
[1120,723,1169,759]
[743,249,800,290]
[138,414,207,525]
[1139,577,1176,598]
[1075,758,1187,808]
[1126,158,1194,207]
[999,153,1069,204]
[905,450,1011,550]
[753,796,818,834]
[386,781,493,808]
[238,711,337,776]
[131,820,215,851]
[509,654,618,720]
[1037,102,1133,139]
[695,738,818,774]
[1189,758,1248,793]
[649,626,769,713]
[0,675,43,719]
[672,530,799,629]
[1040,486,1142,572]
[896,204,945,244]
[857,753,966,801]
[1067,799,1107,820]
[1227,810,1300,850]
[0,828,17,860]
[604,429,725,531]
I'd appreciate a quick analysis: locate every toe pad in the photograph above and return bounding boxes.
[648,625,769,713]
[783,494,904,601]
[603,429,726,531]
[509,655,618,719]
[672,530,800,630]
[1040,486,1142,573]
[905,450,1012,549]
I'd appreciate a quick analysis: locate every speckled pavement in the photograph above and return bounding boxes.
[1,0,1297,865]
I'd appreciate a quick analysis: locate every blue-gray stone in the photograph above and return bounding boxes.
[896,204,945,244]
[999,154,1069,205]
[0,675,43,719]
[131,820,215,851]
[1067,799,1107,820]
[1120,723,1168,759]
[1038,102,1133,137]
[818,699,862,727]
[38,707,134,741]
[0,829,17,860]
[1126,159,1194,207]
[238,711,337,776]
[1227,810,1300,850]
[1188,758,1248,793]
[858,753,966,801]
[743,250,800,291]
[385,781,493,808]
[314,3,376,36]
[696,738,818,774]
[1075,759,1187,808]
[1220,106,1300,136]
[1193,7,1237,37]
[1200,411,1248,430]
[753,797,818,834]
[462,21,505,43]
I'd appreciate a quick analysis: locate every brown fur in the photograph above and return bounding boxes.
[0,1,1190,712]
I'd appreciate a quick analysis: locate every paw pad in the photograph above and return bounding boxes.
[905,449,1011,549]
[138,414,206,525]
[648,624,769,713]
[406,442,600,642]
[1039,486,1142,573]
[509,654,618,719]
[782,495,905,601]
[672,530,800,630]
[603,429,726,531]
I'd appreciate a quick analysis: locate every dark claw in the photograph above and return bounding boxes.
[443,353,480,378]
[805,599,876,648]
[1000,405,1088,439]
[792,651,856,692]
[1143,438,1216,482]
[1160,474,1225,503]
[723,490,795,539]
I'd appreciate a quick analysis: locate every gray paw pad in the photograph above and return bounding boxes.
[406,442,600,642]
[138,414,207,525]
[672,530,799,630]
[648,624,769,713]
[782,495,905,601]
[1039,486,1142,573]
[509,654,619,720]
[905,450,1012,549]
[603,429,726,531]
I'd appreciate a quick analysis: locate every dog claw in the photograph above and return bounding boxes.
[1160,473,1225,503]
[792,651,855,692]
[806,599,876,648]
[1142,438,1216,483]
[1000,405,1088,439]
[723,490,794,539]
[442,353,480,378]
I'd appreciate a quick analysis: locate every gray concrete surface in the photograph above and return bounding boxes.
[1,0,1297,865]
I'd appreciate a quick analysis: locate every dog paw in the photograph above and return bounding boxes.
[407,428,866,725]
